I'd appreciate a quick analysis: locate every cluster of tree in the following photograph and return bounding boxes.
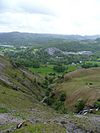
[5,48,50,67]
[4,46,100,71]
[81,62,99,68]
[53,65,67,73]
[44,91,67,113]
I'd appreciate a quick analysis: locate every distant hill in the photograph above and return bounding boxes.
[0,32,100,47]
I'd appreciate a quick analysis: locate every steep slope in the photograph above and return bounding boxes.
[0,55,46,110]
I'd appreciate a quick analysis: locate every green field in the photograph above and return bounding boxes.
[29,65,55,75]
[29,65,77,75]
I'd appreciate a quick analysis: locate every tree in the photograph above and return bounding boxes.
[33,62,40,68]
[53,65,66,73]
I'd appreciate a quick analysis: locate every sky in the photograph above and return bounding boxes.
[0,0,100,35]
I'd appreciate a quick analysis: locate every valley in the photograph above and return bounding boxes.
[0,32,100,133]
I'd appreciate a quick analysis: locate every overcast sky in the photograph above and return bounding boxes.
[0,0,100,35]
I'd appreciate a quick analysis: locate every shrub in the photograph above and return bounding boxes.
[75,99,85,113]
[0,107,8,113]
[52,101,67,113]
[60,92,66,101]
[94,100,100,109]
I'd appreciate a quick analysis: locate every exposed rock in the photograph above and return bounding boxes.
[45,47,63,56]
[16,120,32,129]
[0,113,22,125]
[45,47,93,56]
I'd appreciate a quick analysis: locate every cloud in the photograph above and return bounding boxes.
[17,0,55,15]
[0,0,7,12]
[0,0,100,35]
[0,0,55,16]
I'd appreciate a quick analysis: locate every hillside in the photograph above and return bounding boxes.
[54,68,100,112]
[0,55,46,106]
[0,55,100,133]
[0,55,67,133]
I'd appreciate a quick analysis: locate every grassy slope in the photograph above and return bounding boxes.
[0,55,55,110]
[56,68,100,111]
[13,123,66,133]
[0,55,66,133]
[0,58,35,108]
